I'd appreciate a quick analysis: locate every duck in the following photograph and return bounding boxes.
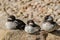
[40,15,60,40]
[5,15,26,30]
[25,20,40,33]
[41,15,60,32]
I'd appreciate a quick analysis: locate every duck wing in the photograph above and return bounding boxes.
[15,19,26,30]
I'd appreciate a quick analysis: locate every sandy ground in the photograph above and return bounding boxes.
[0,0,60,40]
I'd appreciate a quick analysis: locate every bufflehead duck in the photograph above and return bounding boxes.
[5,15,26,30]
[41,15,59,32]
[40,15,60,40]
[25,20,40,33]
[5,15,17,29]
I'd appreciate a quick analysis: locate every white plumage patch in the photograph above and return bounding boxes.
[25,26,39,33]
[41,22,55,32]
[5,22,17,29]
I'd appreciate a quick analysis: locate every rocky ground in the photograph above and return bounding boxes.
[0,0,60,40]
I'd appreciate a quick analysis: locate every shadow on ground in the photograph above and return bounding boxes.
[51,30,60,37]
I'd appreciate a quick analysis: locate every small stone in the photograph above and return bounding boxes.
[48,8,53,13]
[56,19,60,25]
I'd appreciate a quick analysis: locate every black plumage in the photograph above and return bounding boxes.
[5,15,26,30]
[15,19,26,30]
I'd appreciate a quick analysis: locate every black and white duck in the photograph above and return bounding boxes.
[5,15,26,30]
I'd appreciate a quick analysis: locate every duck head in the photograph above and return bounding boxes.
[44,15,53,23]
[7,15,16,21]
[27,20,35,26]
